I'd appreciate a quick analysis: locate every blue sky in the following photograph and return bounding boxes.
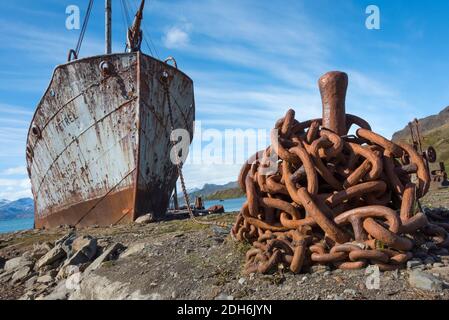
[1,0,449,200]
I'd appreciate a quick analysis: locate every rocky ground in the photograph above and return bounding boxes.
[1,189,449,301]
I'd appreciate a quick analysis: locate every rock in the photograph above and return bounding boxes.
[37,274,54,284]
[25,276,38,289]
[57,265,81,280]
[407,259,422,269]
[55,232,76,247]
[84,243,126,274]
[56,232,77,256]
[4,256,33,271]
[433,263,444,268]
[343,289,357,296]
[310,265,330,273]
[424,257,435,265]
[135,214,154,224]
[212,226,230,237]
[27,242,53,260]
[429,266,449,282]
[215,293,234,300]
[20,291,35,301]
[11,266,32,284]
[72,236,97,260]
[42,281,70,300]
[408,270,443,291]
[63,249,91,267]
[69,274,153,300]
[120,243,145,259]
[48,269,58,278]
[36,245,66,270]
[207,205,225,214]
[0,269,15,283]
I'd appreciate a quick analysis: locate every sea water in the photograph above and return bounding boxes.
[0,197,247,234]
[0,217,34,234]
[203,197,246,213]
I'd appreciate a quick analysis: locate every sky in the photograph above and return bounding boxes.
[1,0,449,200]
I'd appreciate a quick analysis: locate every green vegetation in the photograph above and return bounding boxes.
[396,122,449,171]
[204,188,245,201]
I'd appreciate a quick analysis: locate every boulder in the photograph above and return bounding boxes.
[11,266,32,284]
[62,236,98,268]
[0,269,15,284]
[408,270,443,291]
[42,281,70,300]
[4,256,33,271]
[69,274,154,300]
[56,232,77,256]
[207,205,225,214]
[84,243,125,274]
[135,214,154,225]
[36,245,66,270]
[72,236,97,259]
[63,250,91,267]
[57,265,81,280]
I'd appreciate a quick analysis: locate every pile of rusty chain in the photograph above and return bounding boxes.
[231,107,449,274]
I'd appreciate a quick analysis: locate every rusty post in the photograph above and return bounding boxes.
[319,71,348,136]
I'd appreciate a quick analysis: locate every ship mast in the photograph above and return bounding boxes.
[105,0,112,54]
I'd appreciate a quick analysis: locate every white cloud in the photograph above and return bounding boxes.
[1,166,27,176]
[163,26,191,49]
[0,178,32,201]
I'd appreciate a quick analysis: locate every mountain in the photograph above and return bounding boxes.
[392,106,449,169]
[392,106,449,141]
[178,181,243,203]
[204,187,245,201]
[0,198,34,221]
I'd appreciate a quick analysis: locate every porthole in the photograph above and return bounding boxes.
[31,125,42,138]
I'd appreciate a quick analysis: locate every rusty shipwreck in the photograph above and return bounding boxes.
[25,0,195,229]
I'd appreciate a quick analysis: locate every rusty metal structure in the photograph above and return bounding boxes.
[26,1,195,229]
[232,71,449,274]
[408,118,448,189]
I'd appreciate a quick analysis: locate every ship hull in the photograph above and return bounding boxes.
[26,53,195,229]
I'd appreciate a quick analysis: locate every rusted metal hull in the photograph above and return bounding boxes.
[26,52,195,229]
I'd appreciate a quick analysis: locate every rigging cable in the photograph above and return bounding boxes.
[120,0,132,51]
[75,0,94,57]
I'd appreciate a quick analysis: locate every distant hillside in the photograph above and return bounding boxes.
[0,200,9,207]
[392,106,449,141]
[392,106,449,169]
[178,181,242,203]
[204,187,245,201]
[0,198,34,221]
